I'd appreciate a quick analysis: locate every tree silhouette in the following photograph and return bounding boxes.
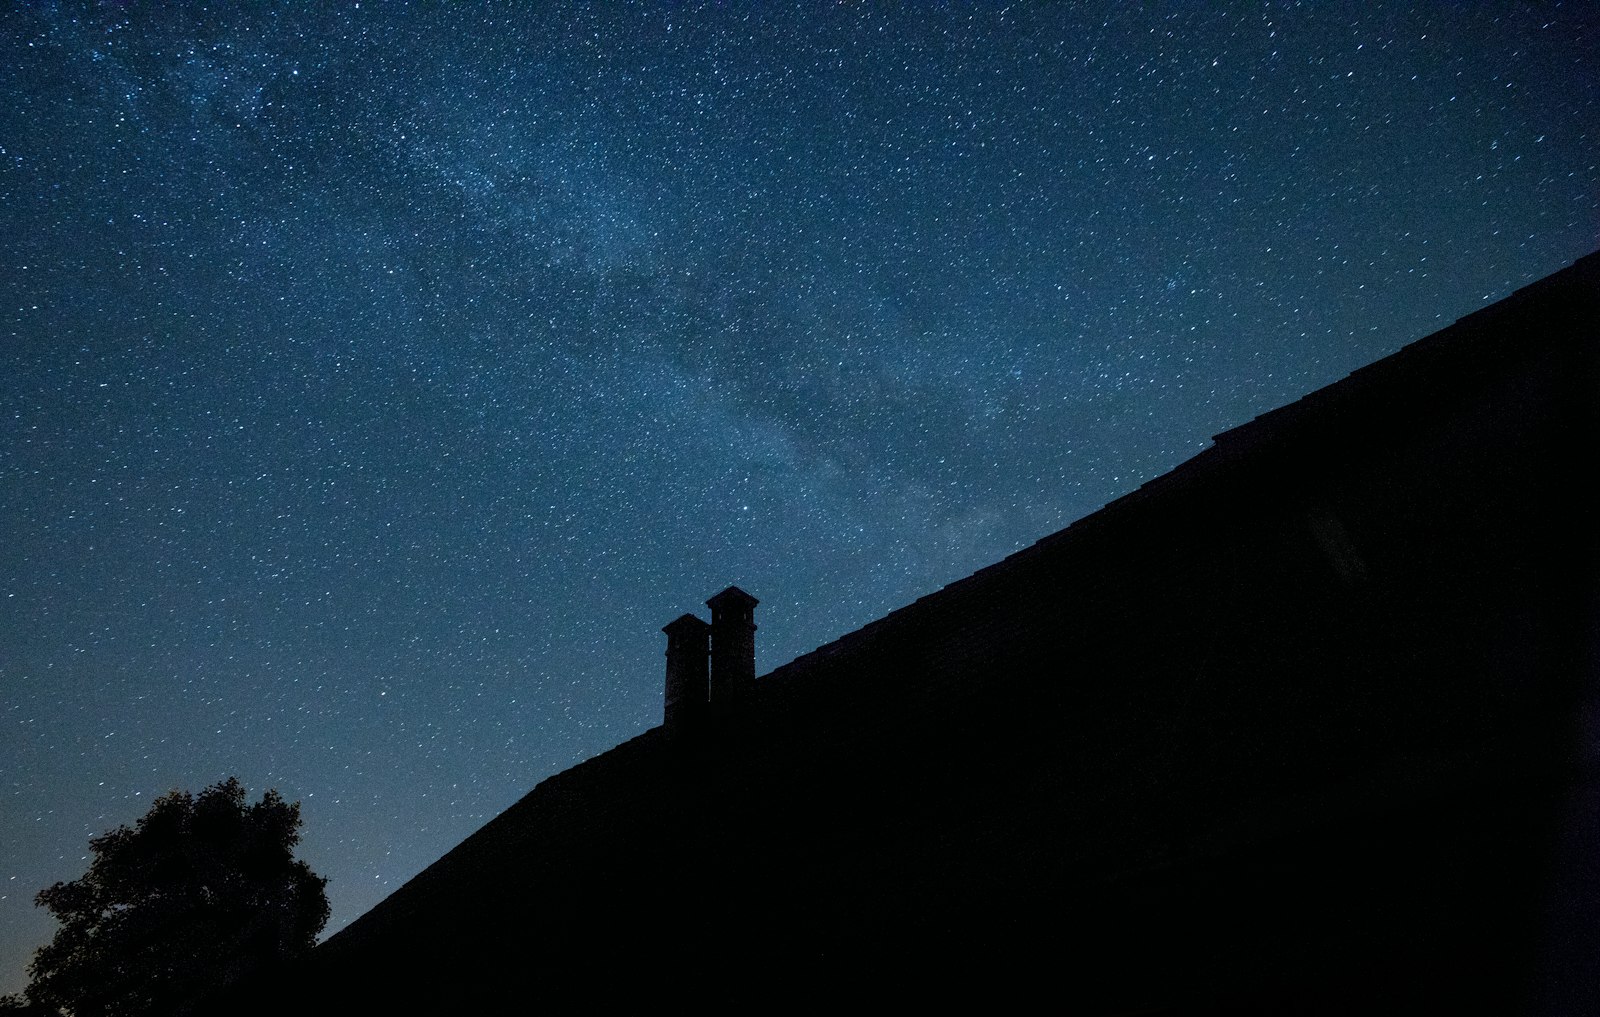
[9,777,328,1017]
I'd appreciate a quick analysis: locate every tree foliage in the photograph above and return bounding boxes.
[13,778,328,1017]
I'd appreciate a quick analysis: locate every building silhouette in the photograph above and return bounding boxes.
[241,253,1598,1013]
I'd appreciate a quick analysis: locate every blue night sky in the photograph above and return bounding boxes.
[1,2,1595,991]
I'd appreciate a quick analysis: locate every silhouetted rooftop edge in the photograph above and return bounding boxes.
[761,249,1600,684]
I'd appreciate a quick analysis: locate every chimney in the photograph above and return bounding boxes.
[706,586,758,706]
[662,613,710,729]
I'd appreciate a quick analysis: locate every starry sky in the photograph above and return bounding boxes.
[2,1,1596,991]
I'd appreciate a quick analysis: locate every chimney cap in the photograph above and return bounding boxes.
[662,613,711,636]
[706,586,759,611]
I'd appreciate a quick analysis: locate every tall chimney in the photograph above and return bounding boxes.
[662,614,710,729]
[707,586,758,706]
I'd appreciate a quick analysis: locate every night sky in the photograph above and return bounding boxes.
[3,2,1596,990]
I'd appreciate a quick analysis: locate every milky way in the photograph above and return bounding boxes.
[2,3,1595,989]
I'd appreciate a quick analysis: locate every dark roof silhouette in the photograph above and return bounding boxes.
[229,252,1599,1014]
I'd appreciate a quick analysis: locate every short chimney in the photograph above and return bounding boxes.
[707,586,758,706]
[662,614,710,729]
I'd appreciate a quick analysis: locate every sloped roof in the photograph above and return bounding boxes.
[302,250,1599,1011]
